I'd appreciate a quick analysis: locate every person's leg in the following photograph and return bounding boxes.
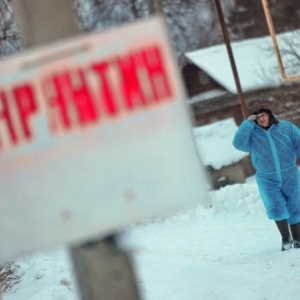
[255,173,289,220]
[281,167,300,224]
[255,173,290,250]
[281,167,300,248]
[290,223,300,248]
[275,219,293,251]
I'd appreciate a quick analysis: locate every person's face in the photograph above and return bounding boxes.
[256,112,270,127]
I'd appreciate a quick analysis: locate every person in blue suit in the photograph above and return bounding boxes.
[232,101,300,251]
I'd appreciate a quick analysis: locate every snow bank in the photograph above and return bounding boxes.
[193,118,248,170]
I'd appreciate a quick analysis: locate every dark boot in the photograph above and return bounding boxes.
[290,222,300,249]
[275,219,293,251]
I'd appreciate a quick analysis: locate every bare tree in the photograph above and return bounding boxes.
[162,0,226,65]
[0,0,235,65]
[0,262,23,293]
[262,31,300,78]
[227,0,300,40]
[130,0,148,18]
[0,0,20,57]
[73,0,140,31]
[73,0,228,66]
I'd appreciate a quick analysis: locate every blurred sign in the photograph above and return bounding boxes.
[0,16,207,262]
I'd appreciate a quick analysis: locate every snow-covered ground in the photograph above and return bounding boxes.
[4,176,300,300]
[123,177,300,300]
[3,118,300,300]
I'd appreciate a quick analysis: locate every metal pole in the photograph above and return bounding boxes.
[261,0,300,82]
[214,0,248,119]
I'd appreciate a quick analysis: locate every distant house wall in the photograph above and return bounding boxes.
[280,111,300,129]
[206,156,252,190]
[193,101,243,127]
[241,156,256,178]
[182,63,224,97]
[189,84,300,127]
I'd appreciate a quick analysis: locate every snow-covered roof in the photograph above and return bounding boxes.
[187,89,228,104]
[193,117,248,170]
[185,30,300,94]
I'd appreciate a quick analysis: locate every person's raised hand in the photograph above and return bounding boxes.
[247,115,257,123]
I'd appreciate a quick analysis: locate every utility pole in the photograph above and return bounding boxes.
[214,0,248,119]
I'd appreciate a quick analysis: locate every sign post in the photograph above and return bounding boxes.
[2,1,208,299]
[10,0,142,299]
[11,0,78,48]
[71,236,141,300]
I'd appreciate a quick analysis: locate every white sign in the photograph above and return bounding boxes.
[0,16,207,263]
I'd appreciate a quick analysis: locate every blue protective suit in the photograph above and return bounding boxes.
[232,119,300,225]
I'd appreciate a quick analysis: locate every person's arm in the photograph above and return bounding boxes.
[232,120,254,152]
[290,123,300,156]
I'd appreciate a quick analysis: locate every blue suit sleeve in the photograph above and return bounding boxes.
[291,123,300,157]
[232,120,254,152]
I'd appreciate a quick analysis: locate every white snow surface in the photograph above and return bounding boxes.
[3,119,300,300]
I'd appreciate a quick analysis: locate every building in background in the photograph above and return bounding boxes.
[182,30,300,127]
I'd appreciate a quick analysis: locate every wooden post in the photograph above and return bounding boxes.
[147,0,156,14]
[147,0,163,14]
[261,0,300,82]
[10,1,141,299]
[11,0,78,49]
[214,0,248,119]
[71,236,141,300]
